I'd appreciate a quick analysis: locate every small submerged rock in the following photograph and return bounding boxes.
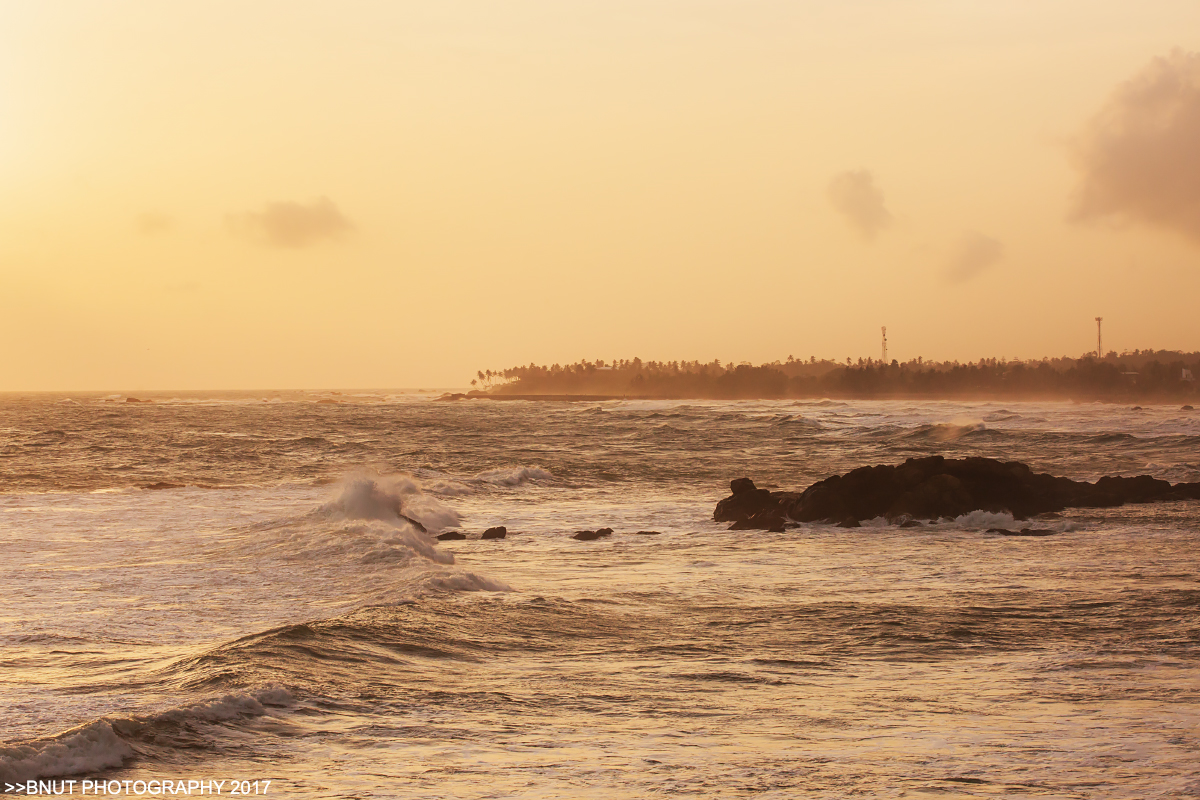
[436,531,467,541]
[572,528,613,541]
[634,530,662,535]
[482,526,507,539]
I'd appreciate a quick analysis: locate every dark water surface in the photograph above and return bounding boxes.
[2,393,1198,798]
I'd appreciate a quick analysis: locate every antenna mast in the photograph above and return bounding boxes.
[1095,317,1103,359]
[881,326,887,364]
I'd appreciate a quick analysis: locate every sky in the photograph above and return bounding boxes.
[1,1,1198,390]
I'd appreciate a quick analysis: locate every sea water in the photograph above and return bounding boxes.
[2,394,1199,798]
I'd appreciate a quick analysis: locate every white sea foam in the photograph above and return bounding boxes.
[320,472,461,533]
[0,721,131,784]
[422,479,474,497]
[950,510,1018,530]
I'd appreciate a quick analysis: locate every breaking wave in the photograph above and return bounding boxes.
[319,472,461,533]
[0,687,293,784]
[471,466,554,486]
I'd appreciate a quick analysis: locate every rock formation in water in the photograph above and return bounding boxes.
[715,456,1200,530]
[572,528,614,541]
[482,526,507,539]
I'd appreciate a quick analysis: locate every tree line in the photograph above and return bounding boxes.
[471,351,1200,401]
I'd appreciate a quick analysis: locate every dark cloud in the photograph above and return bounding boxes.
[1070,50,1200,244]
[944,232,1004,283]
[136,212,173,235]
[827,170,892,240]
[227,197,354,248]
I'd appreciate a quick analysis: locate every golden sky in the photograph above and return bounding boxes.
[2,1,1198,390]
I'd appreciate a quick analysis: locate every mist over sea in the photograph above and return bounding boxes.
[3,392,1199,798]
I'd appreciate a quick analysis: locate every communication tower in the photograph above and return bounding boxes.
[1095,317,1103,359]
[881,326,887,364]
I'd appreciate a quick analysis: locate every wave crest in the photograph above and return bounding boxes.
[0,686,293,784]
[319,472,461,533]
[472,466,554,486]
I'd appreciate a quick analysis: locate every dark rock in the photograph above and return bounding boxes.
[730,478,758,495]
[836,518,861,528]
[728,507,787,532]
[634,531,662,535]
[715,456,1200,528]
[1164,482,1200,501]
[714,477,801,530]
[714,481,774,522]
[481,526,507,539]
[898,519,923,528]
[1183,405,1194,411]
[437,531,467,540]
[1093,475,1172,504]
[1006,528,1056,537]
[125,397,146,403]
[399,514,427,533]
[572,529,612,541]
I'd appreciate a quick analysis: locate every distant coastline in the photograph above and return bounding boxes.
[449,351,1200,403]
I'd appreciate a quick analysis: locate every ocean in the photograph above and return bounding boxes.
[2,393,1199,798]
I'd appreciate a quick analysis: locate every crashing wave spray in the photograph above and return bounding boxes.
[319,472,461,534]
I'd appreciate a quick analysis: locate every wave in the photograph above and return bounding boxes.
[0,686,293,784]
[229,472,514,604]
[793,399,846,408]
[471,466,554,487]
[899,421,992,442]
[319,472,460,533]
[769,414,822,431]
[948,510,1019,530]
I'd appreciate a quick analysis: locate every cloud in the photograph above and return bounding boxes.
[1070,50,1200,244]
[136,212,173,235]
[827,170,892,240]
[944,231,1004,283]
[226,197,354,248]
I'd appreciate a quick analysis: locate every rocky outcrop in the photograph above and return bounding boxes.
[715,483,798,533]
[436,531,467,540]
[716,456,1200,529]
[572,528,613,541]
[482,526,507,539]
